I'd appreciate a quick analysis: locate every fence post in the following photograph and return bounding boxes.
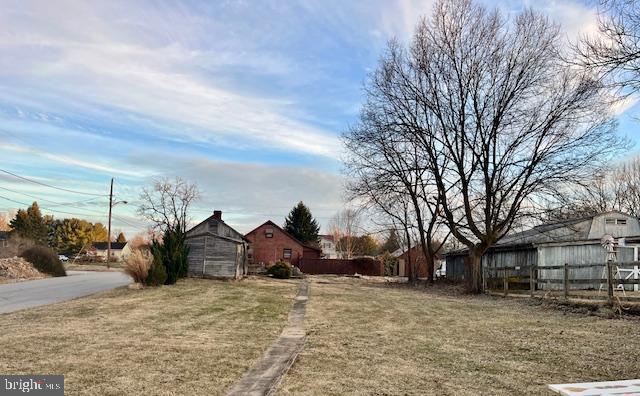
[503,268,508,297]
[607,261,614,305]
[529,265,535,298]
[563,263,569,300]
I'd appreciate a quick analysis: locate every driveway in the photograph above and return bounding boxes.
[0,270,131,314]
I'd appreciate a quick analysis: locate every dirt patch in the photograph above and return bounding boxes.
[0,257,47,283]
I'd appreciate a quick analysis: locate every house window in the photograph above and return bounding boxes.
[283,248,292,259]
[605,218,615,225]
[617,219,627,225]
[265,228,274,238]
[605,218,627,225]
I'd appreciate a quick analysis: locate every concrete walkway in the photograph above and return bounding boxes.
[0,270,132,314]
[226,280,309,396]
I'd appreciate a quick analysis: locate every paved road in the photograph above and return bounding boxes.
[0,271,132,314]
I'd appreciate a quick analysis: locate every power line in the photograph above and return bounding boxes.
[111,214,148,231]
[0,185,105,209]
[0,194,108,219]
[0,168,108,197]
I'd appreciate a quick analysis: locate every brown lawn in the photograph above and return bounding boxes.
[0,277,297,395]
[278,276,640,395]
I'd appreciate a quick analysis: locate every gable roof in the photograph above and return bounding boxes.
[185,213,245,243]
[93,242,127,250]
[245,220,322,252]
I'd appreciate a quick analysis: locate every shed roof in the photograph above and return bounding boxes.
[444,211,640,256]
[185,212,245,243]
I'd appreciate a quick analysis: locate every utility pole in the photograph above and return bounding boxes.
[106,178,127,268]
[107,177,113,268]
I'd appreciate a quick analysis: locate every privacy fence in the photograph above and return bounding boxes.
[483,262,640,303]
[298,258,384,276]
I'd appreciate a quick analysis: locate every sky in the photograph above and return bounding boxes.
[1,0,639,237]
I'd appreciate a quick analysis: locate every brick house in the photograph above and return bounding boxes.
[244,220,321,269]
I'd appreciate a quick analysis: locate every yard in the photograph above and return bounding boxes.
[2,275,639,395]
[278,277,640,395]
[0,277,297,395]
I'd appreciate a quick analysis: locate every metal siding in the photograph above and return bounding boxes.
[538,244,634,290]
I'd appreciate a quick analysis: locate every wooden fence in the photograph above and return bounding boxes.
[483,262,640,303]
[299,258,384,276]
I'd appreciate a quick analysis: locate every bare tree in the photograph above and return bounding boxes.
[138,177,200,234]
[546,156,640,219]
[577,0,640,91]
[356,0,625,292]
[328,208,361,259]
[344,116,448,283]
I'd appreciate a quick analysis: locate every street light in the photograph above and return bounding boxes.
[107,177,128,267]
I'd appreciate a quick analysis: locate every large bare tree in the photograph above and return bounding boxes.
[577,0,640,91]
[354,0,624,292]
[138,177,200,234]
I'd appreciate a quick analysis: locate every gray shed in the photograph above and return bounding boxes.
[185,210,247,279]
[445,211,640,289]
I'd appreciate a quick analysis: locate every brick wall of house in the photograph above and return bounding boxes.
[245,222,305,267]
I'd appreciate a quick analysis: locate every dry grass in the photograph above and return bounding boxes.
[278,277,640,395]
[0,277,298,395]
[123,249,151,283]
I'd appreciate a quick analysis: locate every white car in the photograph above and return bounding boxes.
[58,255,69,262]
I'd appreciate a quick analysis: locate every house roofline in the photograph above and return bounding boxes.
[245,220,321,251]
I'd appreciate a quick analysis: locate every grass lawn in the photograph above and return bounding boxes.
[0,277,298,395]
[278,277,640,395]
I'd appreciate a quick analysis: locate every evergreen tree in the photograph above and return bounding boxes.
[9,202,50,245]
[283,201,320,246]
[381,229,400,253]
[116,232,127,243]
[151,225,189,285]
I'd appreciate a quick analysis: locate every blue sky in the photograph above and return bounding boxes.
[1,0,639,236]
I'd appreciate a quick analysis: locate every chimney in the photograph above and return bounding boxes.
[213,210,222,220]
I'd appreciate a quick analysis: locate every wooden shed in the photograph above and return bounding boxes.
[444,211,640,290]
[185,210,247,279]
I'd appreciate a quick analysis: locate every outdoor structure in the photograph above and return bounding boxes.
[392,246,444,278]
[319,234,337,259]
[299,257,384,276]
[185,210,248,279]
[445,211,640,289]
[92,241,131,262]
[244,220,321,269]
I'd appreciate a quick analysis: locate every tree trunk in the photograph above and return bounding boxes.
[465,252,482,293]
[424,254,435,286]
